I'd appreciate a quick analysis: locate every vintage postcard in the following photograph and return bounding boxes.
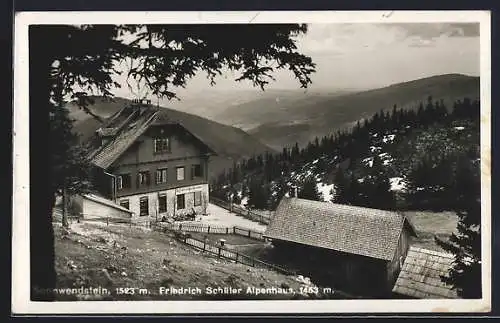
[12,10,491,314]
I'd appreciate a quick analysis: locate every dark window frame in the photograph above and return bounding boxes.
[194,191,202,207]
[138,171,150,187]
[158,194,167,213]
[156,168,168,184]
[139,197,149,216]
[119,199,129,210]
[176,166,185,181]
[177,194,185,210]
[192,164,203,179]
[154,137,171,154]
[117,173,131,190]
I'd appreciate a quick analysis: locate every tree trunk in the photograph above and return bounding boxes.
[31,192,57,301]
[29,30,56,300]
[62,188,69,228]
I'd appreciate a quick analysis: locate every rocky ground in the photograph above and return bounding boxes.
[54,221,332,301]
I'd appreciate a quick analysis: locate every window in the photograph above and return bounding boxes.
[176,166,185,181]
[154,138,171,154]
[177,194,185,210]
[119,199,129,210]
[191,164,203,179]
[138,171,150,187]
[117,174,131,190]
[194,191,202,207]
[156,168,168,184]
[139,197,149,216]
[158,194,167,213]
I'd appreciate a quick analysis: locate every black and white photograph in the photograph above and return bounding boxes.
[12,11,491,314]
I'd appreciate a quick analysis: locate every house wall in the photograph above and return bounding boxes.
[117,183,209,220]
[73,195,133,219]
[114,124,210,165]
[387,227,411,290]
[109,124,210,198]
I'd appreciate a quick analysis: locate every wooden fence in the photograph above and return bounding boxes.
[209,196,272,225]
[155,222,265,241]
[179,234,295,275]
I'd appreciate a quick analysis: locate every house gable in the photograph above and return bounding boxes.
[111,124,213,168]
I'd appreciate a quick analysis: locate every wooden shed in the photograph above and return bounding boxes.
[392,246,459,299]
[263,197,417,297]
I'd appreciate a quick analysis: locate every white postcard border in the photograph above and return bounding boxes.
[12,10,492,314]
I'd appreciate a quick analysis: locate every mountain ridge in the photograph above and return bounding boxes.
[227,74,480,149]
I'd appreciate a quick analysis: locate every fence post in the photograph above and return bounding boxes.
[203,241,206,252]
[179,223,183,231]
[218,247,221,258]
[235,252,238,264]
[226,227,228,234]
[208,226,210,234]
[106,217,109,226]
[248,229,251,237]
[233,227,235,234]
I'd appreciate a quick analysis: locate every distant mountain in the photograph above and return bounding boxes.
[213,74,480,150]
[67,96,275,179]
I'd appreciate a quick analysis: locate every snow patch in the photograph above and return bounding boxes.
[454,126,465,131]
[363,157,374,168]
[240,196,248,208]
[370,146,382,153]
[382,134,396,143]
[317,183,334,202]
[312,159,319,165]
[390,177,406,191]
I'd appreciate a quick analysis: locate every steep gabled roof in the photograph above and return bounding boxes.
[263,197,417,261]
[392,246,459,299]
[89,107,160,169]
[88,105,216,169]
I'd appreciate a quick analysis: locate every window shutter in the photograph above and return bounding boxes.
[146,172,151,185]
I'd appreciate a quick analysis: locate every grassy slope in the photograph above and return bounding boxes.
[54,222,312,301]
[404,211,459,252]
[223,74,479,149]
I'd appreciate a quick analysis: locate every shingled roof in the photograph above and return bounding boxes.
[263,197,417,261]
[89,107,160,169]
[392,246,459,299]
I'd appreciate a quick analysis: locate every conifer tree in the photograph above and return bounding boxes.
[298,176,322,201]
[247,177,269,210]
[435,155,481,298]
[333,170,350,204]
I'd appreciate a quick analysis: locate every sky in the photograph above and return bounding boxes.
[112,23,480,101]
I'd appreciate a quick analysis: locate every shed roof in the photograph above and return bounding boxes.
[392,246,459,299]
[263,197,417,261]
